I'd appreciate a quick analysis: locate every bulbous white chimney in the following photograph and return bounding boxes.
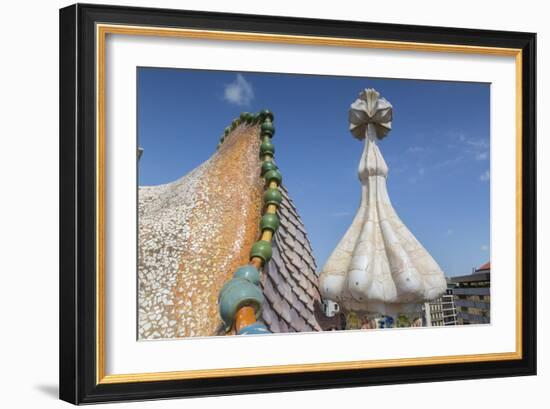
[319,88,447,316]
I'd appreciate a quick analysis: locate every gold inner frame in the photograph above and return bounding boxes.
[95,23,523,385]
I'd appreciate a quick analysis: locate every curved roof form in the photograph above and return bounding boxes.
[138,120,321,339]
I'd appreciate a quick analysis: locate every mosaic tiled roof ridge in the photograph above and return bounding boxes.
[217,110,322,335]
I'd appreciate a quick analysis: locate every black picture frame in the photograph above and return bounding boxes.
[59,3,536,404]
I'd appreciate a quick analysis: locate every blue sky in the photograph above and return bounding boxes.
[138,67,490,277]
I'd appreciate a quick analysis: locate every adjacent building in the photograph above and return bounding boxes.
[451,262,491,325]
[423,280,458,326]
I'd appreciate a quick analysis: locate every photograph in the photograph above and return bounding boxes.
[57,4,536,403]
[137,68,491,340]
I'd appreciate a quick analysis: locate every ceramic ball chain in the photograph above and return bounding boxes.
[217,109,282,335]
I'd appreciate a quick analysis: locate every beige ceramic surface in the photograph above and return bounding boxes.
[138,124,264,339]
[320,89,447,315]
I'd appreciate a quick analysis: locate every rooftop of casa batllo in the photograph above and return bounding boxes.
[137,69,491,339]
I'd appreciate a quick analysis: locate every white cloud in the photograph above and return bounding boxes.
[479,170,490,182]
[408,166,426,184]
[401,131,488,179]
[446,228,454,236]
[407,146,425,154]
[475,151,489,160]
[464,137,489,149]
[462,135,489,160]
[448,131,489,162]
[480,244,489,251]
[433,155,464,169]
[223,74,254,106]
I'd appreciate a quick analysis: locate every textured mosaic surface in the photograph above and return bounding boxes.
[138,124,264,339]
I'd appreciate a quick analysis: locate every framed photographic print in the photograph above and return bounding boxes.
[59,3,536,404]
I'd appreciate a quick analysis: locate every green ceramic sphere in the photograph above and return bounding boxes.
[260,140,275,157]
[259,109,274,122]
[264,169,282,186]
[261,161,278,175]
[249,240,273,263]
[263,188,283,206]
[260,213,279,233]
[237,322,270,335]
[224,126,231,136]
[260,121,275,137]
[233,265,261,286]
[218,277,264,331]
